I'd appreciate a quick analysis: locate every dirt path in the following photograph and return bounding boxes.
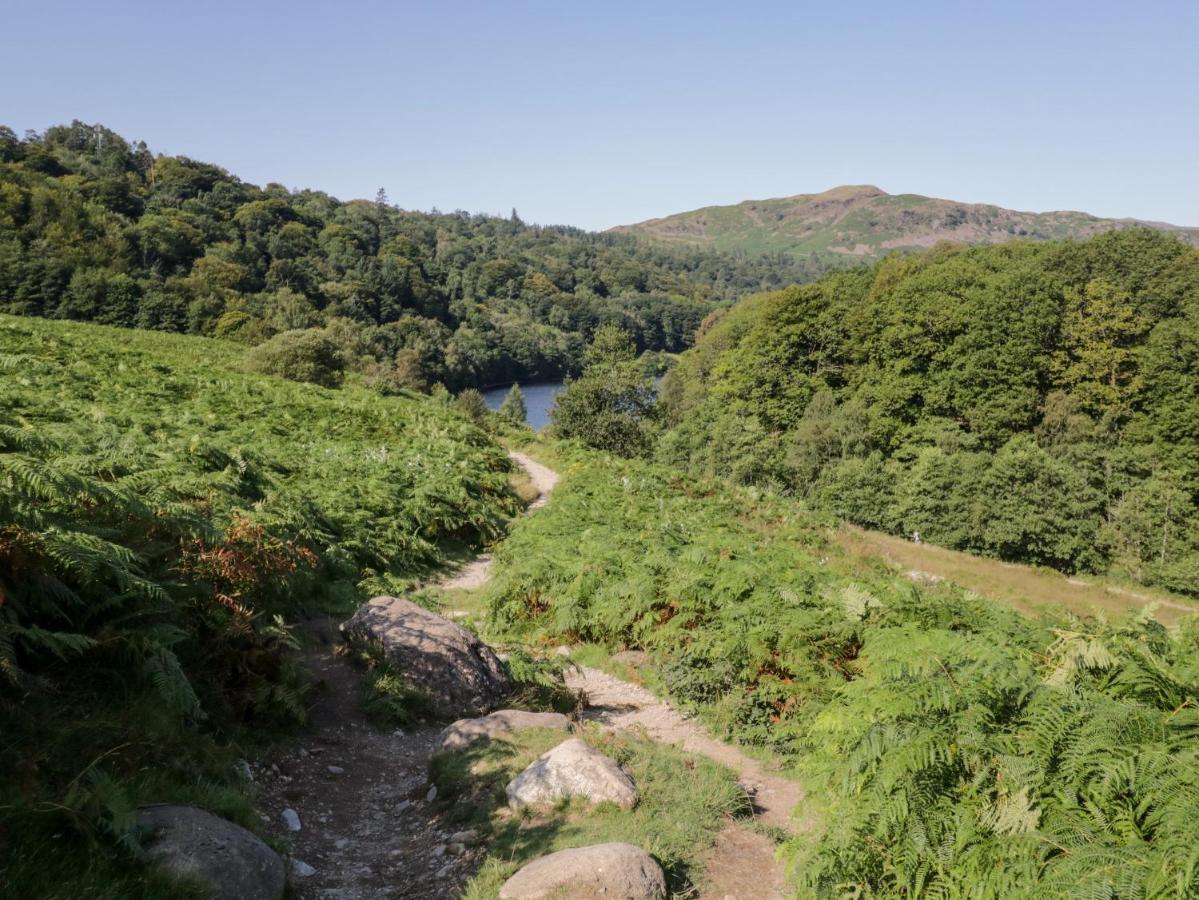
[437,452,558,592]
[565,664,803,899]
[564,665,804,831]
[259,450,795,898]
[256,451,557,898]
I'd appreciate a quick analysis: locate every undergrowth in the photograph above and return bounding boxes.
[0,315,520,894]
[484,450,1199,897]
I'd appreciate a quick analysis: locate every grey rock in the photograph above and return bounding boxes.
[506,738,638,810]
[449,842,466,855]
[435,709,571,754]
[499,843,666,899]
[426,784,438,803]
[137,804,285,900]
[326,765,345,775]
[291,859,317,878]
[281,808,301,831]
[341,596,511,712]
[449,829,479,845]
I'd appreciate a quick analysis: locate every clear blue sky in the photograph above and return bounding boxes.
[4,0,1196,230]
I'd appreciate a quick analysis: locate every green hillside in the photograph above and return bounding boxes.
[656,228,1199,596]
[0,122,811,392]
[612,184,1199,272]
[0,315,518,895]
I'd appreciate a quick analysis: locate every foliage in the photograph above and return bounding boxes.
[660,230,1199,593]
[0,121,814,390]
[245,327,345,387]
[483,451,1199,898]
[550,327,658,456]
[0,314,519,887]
[497,383,527,424]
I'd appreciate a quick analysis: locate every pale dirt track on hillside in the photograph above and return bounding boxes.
[260,451,795,898]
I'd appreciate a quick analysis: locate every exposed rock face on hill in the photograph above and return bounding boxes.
[341,596,510,713]
[611,185,1199,268]
[498,842,666,899]
[137,804,286,900]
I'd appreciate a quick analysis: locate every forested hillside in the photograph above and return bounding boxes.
[0,315,519,895]
[0,122,806,390]
[657,229,1199,595]
[613,184,1199,271]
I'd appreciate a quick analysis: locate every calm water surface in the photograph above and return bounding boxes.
[482,381,565,430]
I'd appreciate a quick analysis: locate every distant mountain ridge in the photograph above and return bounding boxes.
[611,185,1199,267]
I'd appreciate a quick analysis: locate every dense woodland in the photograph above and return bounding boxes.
[655,229,1199,595]
[0,122,808,390]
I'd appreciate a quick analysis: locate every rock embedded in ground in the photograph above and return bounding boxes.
[137,804,285,900]
[290,859,317,878]
[611,649,651,667]
[506,737,638,810]
[435,709,571,753]
[499,842,666,899]
[281,808,301,831]
[341,596,511,712]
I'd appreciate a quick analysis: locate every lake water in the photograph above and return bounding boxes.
[482,381,565,430]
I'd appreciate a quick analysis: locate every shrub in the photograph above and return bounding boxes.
[247,328,345,387]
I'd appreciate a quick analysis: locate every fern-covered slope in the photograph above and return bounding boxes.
[0,314,518,896]
[484,451,1199,898]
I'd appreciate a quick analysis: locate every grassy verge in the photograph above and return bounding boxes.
[428,726,749,898]
[832,523,1199,625]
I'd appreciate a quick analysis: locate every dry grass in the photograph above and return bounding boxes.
[830,525,1199,626]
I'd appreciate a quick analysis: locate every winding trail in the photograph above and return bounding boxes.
[259,450,797,899]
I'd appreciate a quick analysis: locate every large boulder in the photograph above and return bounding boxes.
[342,596,510,712]
[506,737,638,810]
[435,709,571,753]
[499,843,666,899]
[137,804,285,900]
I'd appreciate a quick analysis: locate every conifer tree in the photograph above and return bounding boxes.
[499,383,527,424]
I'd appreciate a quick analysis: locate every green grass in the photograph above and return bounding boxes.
[428,726,749,899]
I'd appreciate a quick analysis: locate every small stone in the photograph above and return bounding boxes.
[449,842,466,856]
[291,859,316,878]
[334,838,351,850]
[281,808,301,832]
[425,785,438,803]
[432,844,447,857]
[298,748,310,758]
[397,800,412,812]
[449,829,478,845]
[553,645,572,657]
[327,765,345,775]
[235,760,253,781]
[436,864,454,879]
